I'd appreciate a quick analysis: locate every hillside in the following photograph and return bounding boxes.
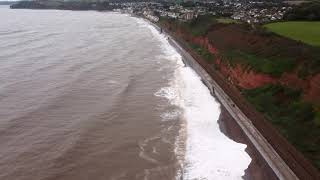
[159,15,320,169]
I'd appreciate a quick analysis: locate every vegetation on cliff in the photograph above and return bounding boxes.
[180,15,218,36]
[160,16,320,77]
[243,85,320,168]
[222,49,296,76]
[159,15,320,169]
[206,24,320,77]
[190,44,215,62]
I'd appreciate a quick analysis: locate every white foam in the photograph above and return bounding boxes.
[177,67,251,180]
[154,87,177,102]
[160,110,181,121]
[135,17,252,180]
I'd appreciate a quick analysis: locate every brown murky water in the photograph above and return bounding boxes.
[0,6,254,180]
[0,7,182,180]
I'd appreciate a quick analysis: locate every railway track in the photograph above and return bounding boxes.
[162,26,320,180]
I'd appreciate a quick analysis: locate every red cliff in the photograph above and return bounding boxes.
[170,25,320,103]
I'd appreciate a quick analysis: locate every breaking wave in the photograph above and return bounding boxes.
[137,17,252,179]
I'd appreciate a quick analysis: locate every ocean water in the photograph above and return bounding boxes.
[0,6,251,180]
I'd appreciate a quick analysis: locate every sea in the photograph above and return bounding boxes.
[0,6,251,180]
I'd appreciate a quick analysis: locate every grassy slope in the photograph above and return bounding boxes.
[264,21,320,47]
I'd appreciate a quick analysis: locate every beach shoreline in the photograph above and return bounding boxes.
[4,6,317,178]
[145,18,320,180]
[153,16,320,179]
[144,18,279,179]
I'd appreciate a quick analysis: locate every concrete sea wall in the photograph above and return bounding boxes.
[168,37,298,180]
[148,19,319,179]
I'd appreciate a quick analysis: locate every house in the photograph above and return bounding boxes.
[180,11,195,21]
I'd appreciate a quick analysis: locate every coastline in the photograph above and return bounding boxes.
[152,18,320,179]
[145,19,278,179]
[156,25,279,180]
[5,5,319,178]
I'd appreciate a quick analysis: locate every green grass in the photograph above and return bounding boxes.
[264,21,320,47]
[216,18,240,24]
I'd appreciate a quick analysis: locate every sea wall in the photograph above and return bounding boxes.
[152,18,320,180]
[168,37,299,180]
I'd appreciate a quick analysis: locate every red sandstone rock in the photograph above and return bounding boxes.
[215,59,276,89]
[171,26,320,104]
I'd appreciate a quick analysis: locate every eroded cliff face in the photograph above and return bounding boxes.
[188,35,277,88]
[161,20,320,170]
[215,58,277,89]
[173,28,320,104]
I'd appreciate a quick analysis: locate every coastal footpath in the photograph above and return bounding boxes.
[153,22,320,179]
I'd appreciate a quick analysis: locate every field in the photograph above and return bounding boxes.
[264,21,320,47]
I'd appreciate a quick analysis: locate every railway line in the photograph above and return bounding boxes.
[157,24,320,179]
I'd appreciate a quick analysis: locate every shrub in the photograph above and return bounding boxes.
[243,84,320,169]
[190,43,214,62]
[221,50,296,76]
